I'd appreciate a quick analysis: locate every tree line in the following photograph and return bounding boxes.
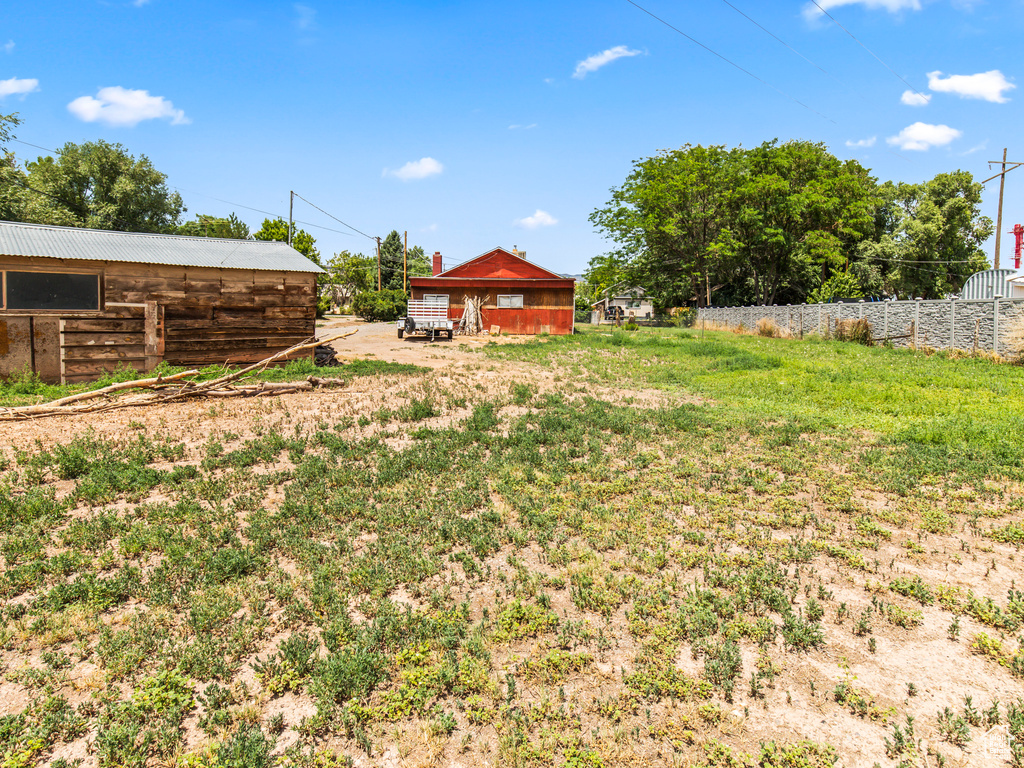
[1,112,431,317]
[587,140,994,308]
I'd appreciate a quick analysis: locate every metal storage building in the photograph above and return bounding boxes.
[0,221,322,383]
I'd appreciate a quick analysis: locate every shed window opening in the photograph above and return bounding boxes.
[422,294,449,304]
[497,294,524,309]
[5,272,100,311]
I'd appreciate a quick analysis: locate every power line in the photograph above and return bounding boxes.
[624,0,836,124]
[807,0,929,101]
[719,0,838,83]
[291,192,375,241]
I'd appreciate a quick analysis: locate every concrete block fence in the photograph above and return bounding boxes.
[697,297,1024,356]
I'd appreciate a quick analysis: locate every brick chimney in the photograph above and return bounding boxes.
[432,252,443,276]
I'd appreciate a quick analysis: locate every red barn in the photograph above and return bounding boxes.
[410,247,575,335]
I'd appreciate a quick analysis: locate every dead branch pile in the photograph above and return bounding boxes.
[0,329,358,421]
[459,294,488,335]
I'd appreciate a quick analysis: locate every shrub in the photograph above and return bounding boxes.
[352,290,407,322]
[756,318,780,338]
[833,318,873,346]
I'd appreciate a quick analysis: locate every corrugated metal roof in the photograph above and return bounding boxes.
[0,220,324,273]
[961,269,1015,300]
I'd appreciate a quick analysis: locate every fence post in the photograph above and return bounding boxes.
[914,299,920,348]
[950,298,956,351]
[994,295,1001,356]
[859,300,864,320]
[883,301,888,342]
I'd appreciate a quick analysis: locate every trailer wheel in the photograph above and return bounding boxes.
[397,328,404,338]
[446,330,453,339]
[404,317,416,335]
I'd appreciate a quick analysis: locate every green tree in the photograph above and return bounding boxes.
[378,230,405,291]
[858,172,992,299]
[176,213,250,239]
[321,250,374,308]
[719,140,876,305]
[590,144,738,308]
[25,140,185,232]
[253,218,321,266]
[0,114,78,226]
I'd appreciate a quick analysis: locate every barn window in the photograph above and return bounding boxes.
[422,294,449,304]
[497,295,523,309]
[5,272,101,311]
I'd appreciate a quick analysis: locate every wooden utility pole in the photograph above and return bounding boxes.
[288,191,294,246]
[982,149,1023,269]
[403,231,408,293]
[996,148,1007,269]
[376,237,382,290]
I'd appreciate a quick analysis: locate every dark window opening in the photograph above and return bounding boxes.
[5,272,100,311]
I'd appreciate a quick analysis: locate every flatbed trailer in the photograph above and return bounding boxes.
[398,298,455,340]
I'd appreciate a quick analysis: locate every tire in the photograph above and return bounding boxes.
[397,328,404,338]
[446,330,453,339]
[404,317,416,335]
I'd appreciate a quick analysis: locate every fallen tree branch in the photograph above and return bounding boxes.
[0,328,360,421]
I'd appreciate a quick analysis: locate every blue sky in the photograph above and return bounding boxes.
[2,0,1022,275]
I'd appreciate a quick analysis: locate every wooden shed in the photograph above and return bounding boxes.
[0,221,322,383]
[410,247,575,335]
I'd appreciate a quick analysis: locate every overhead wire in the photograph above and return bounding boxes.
[623,0,837,124]
[718,0,839,83]
[806,0,929,101]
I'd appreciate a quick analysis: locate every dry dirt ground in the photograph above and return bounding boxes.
[2,321,1023,768]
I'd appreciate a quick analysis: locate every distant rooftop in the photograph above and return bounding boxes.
[0,220,324,273]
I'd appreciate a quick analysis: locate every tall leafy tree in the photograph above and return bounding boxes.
[858,172,992,299]
[253,218,321,266]
[719,140,876,305]
[589,144,738,307]
[321,250,374,307]
[0,114,78,226]
[25,140,185,232]
[176,213,250,239]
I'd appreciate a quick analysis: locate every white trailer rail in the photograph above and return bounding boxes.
[398,298,455,339]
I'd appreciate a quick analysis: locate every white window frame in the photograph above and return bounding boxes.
[422,294,449,304]
[497,294,524,309]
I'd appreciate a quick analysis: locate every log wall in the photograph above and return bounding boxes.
[0,255,317,383]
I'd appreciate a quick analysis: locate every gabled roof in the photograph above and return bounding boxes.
[435,247,568,281]
[0,220,324,273]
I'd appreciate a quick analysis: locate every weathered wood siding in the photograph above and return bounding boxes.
[0,255,317,383]
[411,286,574,335]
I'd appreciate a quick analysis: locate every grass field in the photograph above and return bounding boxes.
[2,327,1024,768]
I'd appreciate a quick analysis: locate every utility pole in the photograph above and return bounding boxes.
[983,150,1023,269]
[996,149,1007,269]
[403,231,408,294]
[376,236,382,291]
[288,191,294,246]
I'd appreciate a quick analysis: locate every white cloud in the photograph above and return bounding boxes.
[572,46,642,80]
[0,77,39,99]
[67,86,189,127]
[900,90,930,106]
[803,0,919,19]
[3,41,14,54]
[514,210,558,229]
[927,69,1015,103]
[384,157,443,181]
[886,122,962,151]
[508,123,537,130]
[961,141,987,156]
[845,136,876,148]
[294,4,316,30]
